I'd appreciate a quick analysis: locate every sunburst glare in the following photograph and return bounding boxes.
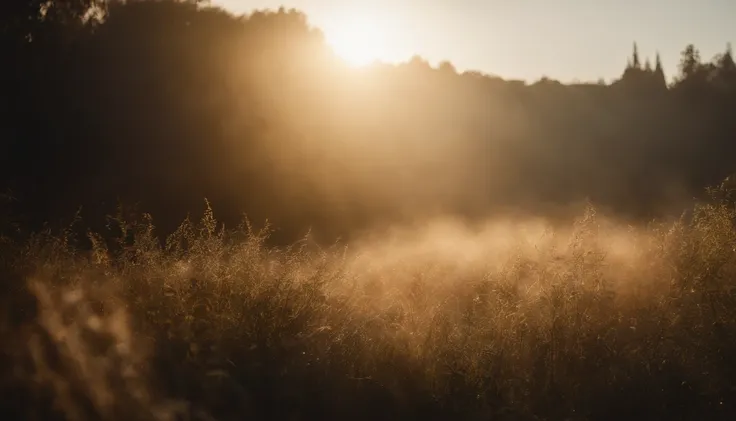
[325,16,391,67]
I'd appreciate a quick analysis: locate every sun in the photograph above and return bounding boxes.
[325,17,389,67]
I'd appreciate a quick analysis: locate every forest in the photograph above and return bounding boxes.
[2,1,736,420]
[2,0,736,242]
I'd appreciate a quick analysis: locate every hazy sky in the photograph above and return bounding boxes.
[213,0,735,83]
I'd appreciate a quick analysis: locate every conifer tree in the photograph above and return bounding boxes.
[654,52,667,88]
[632,42,641,69]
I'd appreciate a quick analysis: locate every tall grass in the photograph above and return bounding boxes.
[2,187,736,420]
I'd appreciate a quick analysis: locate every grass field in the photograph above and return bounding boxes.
[2,186,736,420]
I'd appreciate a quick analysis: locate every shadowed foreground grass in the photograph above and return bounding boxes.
[2,185,736,420]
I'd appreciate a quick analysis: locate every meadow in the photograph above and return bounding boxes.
[2,181,736,421]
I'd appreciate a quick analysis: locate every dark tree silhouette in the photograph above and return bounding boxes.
[1,0,736,243]
[678,44,703,81]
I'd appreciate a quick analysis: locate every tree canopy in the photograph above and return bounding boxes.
[2,0,736,242]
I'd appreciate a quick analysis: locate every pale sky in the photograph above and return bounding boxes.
[213,0,736,83]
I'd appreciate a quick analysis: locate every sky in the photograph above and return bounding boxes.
[212,0,736,83]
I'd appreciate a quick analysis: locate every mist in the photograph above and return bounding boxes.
[2,2,736,244]
[3,1,736,420]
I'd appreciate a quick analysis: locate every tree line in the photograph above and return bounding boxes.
[2,0,736,242]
